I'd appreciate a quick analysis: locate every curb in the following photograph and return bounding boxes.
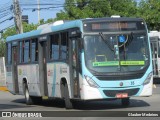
[0,86,8,92]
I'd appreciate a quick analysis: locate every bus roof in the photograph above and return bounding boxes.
[82,17,144,23]
[6,17,144,42]
[6,19,82,42]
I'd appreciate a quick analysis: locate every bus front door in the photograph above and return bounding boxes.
[12,46,19,94]
[70,39,80,98]
[39,41,48,97]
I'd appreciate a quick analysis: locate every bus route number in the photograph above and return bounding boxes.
[131,81,135,85]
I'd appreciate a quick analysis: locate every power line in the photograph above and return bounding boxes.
[0,6,12,13]
[0,1,12,12]
[0,16,14,24]
[0,24,15,33]
[22,5,64,10]
[19,3,65,6]
[0,12,12,19]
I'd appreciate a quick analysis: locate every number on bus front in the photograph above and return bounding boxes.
[131,81,135,85]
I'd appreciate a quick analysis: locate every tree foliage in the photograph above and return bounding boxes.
[0,19,54,57]
[0,22,38,57]
[0,40,5,57]
[2,22,38,40]
[56,0,160,31]
[56,0,137,20]
[137,0,160,30]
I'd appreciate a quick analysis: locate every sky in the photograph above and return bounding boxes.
[0,0,65,31]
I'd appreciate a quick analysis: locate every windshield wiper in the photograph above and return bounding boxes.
[125,32,133,47]
[99,32,114,51]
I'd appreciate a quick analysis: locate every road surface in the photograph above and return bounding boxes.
[0,85,160,120]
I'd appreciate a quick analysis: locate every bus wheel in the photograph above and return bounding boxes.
[30,96,42,105]
[64,83,73,109]
[121,97,130,107]
[23,83,33,105]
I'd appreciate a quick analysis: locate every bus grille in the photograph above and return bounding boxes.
[95,72,144,80]
[103,88,140,97]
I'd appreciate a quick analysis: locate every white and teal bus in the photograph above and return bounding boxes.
[6,17,153,109]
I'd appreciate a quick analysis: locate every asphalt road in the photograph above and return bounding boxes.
[0,86,160,120]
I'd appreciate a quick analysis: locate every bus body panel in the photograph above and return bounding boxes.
[80,80,152,100]
[47,62,70,98]
[6,66,15,94]
[17,64,41,96]
[139,78,153,96]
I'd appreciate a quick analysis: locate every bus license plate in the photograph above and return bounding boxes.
[116,93,128,98]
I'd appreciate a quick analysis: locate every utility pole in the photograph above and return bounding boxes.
[12,0,23,34]
[37,0,40,24]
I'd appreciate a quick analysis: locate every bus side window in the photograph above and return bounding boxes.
[60,32,68,60]
[7,43,12,65]
[19,41,25,63]
[19,41,23,63]
[31,39,38,62]
[50,34,60,60]
[24,40,30,63]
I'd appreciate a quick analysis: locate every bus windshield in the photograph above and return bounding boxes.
[84,32,149,73]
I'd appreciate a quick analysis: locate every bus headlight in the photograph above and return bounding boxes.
[84,75,100,88]
[143,72,153,85]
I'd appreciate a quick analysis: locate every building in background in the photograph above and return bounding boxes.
[0,57,7,91]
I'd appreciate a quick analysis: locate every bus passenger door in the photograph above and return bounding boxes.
[150,37,159,77]
[12,45,19,94]
[39,40,48,97]
[70,38,80,98]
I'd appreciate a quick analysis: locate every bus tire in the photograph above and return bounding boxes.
[23,83,33,105]
[23,83,42,105]
[30,96,42,105]
[121,97,130,107]
[64,83,73,109]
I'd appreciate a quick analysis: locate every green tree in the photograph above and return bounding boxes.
[110,0,137,17]
[137,0,160,31]
[0,39,5,57]
[45,18,54,23]
[40,19,45,24]
[56,0,137,20]
[0,18,55,57]
[0,22,38,57]
[23,22,38,33]
[56,0,160,31]
[2,23,38,40]
[2,27,17,40]
[56,0,110,20]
